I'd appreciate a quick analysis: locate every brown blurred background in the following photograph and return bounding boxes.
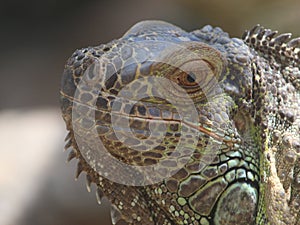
[0,0,299,225]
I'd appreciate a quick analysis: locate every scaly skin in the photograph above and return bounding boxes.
[60,21,300,225]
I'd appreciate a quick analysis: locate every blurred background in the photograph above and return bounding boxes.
[0,0,299,225]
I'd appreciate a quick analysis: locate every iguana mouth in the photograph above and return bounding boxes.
[61,87,237,152]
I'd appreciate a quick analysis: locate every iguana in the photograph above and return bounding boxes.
[60,21,300,225]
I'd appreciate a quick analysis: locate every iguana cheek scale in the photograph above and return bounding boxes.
[60,21,300,225]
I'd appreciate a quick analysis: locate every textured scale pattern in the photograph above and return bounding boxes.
[60,21,300,225]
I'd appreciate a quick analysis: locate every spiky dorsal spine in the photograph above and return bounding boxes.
[243,24,300,68]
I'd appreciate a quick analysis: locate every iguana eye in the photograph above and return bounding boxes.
[183,72,198,85]
[178,72,197,86]
[186,73,196,83]
[175,59,216,91]
[157,42,226,101]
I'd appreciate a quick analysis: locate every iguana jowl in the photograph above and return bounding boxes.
[60,21,300,225]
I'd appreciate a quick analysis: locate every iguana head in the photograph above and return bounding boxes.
[60,21,299,224]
